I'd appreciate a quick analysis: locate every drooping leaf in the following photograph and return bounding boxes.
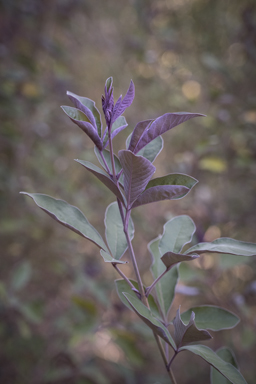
[134,112,205,153]
[159,215,196,256]
[75,160,125,204]
[211,348,238,384]
[161,251,199,269]
[100,250,127,264]
[20,193,108,252]
[180,345,247,384]
[180,306,240,331]
[61,106,103,150]
[173,308,212,348]
[67,91,102,137]
[127,132,163,163]
[149,237,179,318]
[185,238,256,257]
[122,292,176,350]
[145,173,198,192]
[115,279,160,319]
[105,202,134,259]
[94,147,122,175]
[131,185,189,209]
[112,80,135,123]
[128,119,153,153]
[103,116,128,148]
[118,150,155,208]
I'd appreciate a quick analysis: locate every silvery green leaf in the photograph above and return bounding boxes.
[105,202,134,259]
[185,238,256,257]
[123,292,176,350]
[180,306,240,331]
[149,237,179,318]
[211,348,238,384]
[20,193,108,252]
[159,215,196,255]
[180,345,247,384]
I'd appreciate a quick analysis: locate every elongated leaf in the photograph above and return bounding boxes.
[180,345,247,384]
[67,91,102,137]
[131,185,189,208]
[146,173,198,192]
[161,251,199,269]
[173,308,212,348]
[118,150,155,208]
[115,279,160,319]
[185,238,256,257]
[94,147,122,175]
[112,80,135,122]
[123,292,176,350]
[75,160,125,204]
[128,119,153,153]
[159,215,196,256]
[61,106,103,150]
[103,116,128,148]
[100,250,127,264]
[20,193,108,252]
[105,202,134,259]
[211,348,238,384]
[134,112,205,152]
[149,237,179,318]
[180,306,240,331]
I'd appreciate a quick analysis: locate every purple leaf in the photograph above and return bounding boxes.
[134,112,205,153]
[173,307,212,349]
[75,160,125,205]
[112,80,135,123]
[131,185,189,209]
[67,92,97,129]
[61,106,103,150]
[118,150,156,208]
[128,119,153,153]
[67,91,102,137]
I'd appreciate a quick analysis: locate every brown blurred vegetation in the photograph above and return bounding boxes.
[1,0,256,383]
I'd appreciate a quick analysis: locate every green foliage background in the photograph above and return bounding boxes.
[1,0,256,383]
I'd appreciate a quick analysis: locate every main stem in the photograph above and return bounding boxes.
[107,127,177,384]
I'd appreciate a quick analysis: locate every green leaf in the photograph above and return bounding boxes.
[100,250,127,264]
[115,279,160,319]
[185,238,256,257]
[180,306,240,331]
[173,307,212,348]
[159,215,196,255]
[75,160,125,204]
[149,237,179,318]
[211,348,238,384]
[122,292,176,350]
[94,147,122,175]
[11,261,32,291]
[180,345,247,384]
[126,132,163,163]
[137,136,164,163]
[20,193,109,252]
[61,105,91,122]
[105,202,134,259]
[146,173,198,194]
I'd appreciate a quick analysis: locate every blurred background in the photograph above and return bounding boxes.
[1,0,256,383]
